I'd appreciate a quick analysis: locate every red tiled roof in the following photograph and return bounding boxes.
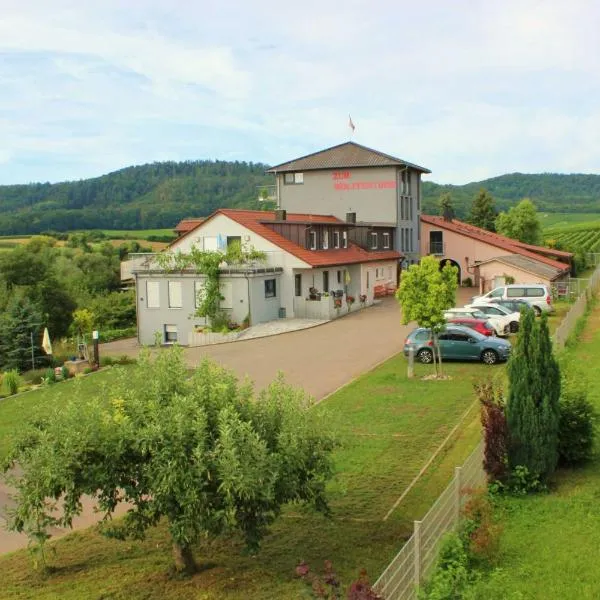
[174,218,205,233]
[174,208,402,267]
[420,215,571,272]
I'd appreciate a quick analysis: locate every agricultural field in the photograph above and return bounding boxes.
[543,215,600,253]
[539,212,600,229]
[0,236,32,252]
[97,228,175,240]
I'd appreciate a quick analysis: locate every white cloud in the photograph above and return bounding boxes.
[0,0,599,184]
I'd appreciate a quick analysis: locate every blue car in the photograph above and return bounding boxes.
[403,325,511,365]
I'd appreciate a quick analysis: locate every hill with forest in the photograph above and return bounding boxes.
[0,163,599,235]
[422,173,600,217]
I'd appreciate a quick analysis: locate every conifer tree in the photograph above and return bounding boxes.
[505,310,560,481]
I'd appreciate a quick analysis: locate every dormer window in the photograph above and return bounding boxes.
[383,232,390,249]
[333,231,340,249]
[342,231,348,248]
[370,232,378,250]
[309,230,317,250]
[284,172,304,185]
[323,230,329,249]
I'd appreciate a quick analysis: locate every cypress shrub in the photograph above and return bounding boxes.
[505,310,560,482]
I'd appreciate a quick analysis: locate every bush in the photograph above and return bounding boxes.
[43,368,57,384]
[419,533,470,600]
[476,381,508,483]
[3,369,21,395]
[462,277,473,287]
[460,491,502,566]
[97,327,137,343]
[61,365,70,380]
[557,360,596,465]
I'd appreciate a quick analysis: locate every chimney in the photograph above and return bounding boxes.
[442,206,454,222]
[346,212,356,224]
[274,209,287,221]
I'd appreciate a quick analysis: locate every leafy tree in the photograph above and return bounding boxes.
[495,199,542,245]
[468,189,497,231]
[30,277,77,338]
[0,294,44,371]
[3,348,336,574]
[396,256,458,376]
[0,246,49,290]
[505,310,560,482]
[438,193,455,221]
[88,290,136,330]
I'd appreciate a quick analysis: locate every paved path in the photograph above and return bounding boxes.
[1,289,475,555]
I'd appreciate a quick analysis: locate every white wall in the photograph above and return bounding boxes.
[170,213,310,318]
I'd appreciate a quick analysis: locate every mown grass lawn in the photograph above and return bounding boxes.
[465,306,600,600]
[0,353,498,599]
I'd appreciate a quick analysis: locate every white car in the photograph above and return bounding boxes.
[466,303,521,334]
[443,308,506,337]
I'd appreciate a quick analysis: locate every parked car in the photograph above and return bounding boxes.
[471,284,554,315]
[446,317,495,337]
[491,299,532,314]
[403,325,511,365]
[444,308,506,336]
[466,303,521,333]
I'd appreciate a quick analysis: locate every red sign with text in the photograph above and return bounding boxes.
[331,171,396,191]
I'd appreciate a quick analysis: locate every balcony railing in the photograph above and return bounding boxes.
[429,242,445,255]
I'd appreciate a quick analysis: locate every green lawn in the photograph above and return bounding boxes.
[540,212,600,230]
[465,306,600,599]
[0,355,495,599]
[96,228,175,240]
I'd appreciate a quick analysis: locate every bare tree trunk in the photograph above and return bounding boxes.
[172,541,197,575]
[437,340,444,377]
[432,332,439,376]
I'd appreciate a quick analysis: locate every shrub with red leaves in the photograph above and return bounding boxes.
[476,381,508,482]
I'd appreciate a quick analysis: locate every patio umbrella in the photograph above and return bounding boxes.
[42,327,53,355]
[344,270,351,284]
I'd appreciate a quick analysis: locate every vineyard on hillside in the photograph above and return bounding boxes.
[544,220,600,252]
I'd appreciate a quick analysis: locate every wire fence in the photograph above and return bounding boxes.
[373,441,486,599]
[554,265,600,350]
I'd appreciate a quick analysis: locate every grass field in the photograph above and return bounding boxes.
[97,228,175,240]
[0,352,494,599]
[464,304,600,599]
[540,213,600,229]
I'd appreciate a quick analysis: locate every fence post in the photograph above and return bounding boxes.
[414,520,422,588]
[454,466,462,525]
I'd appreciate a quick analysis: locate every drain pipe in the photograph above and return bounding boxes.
[244,272,252,326]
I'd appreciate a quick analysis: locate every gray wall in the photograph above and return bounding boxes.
[135,272,281,345]
[278,166,422,262]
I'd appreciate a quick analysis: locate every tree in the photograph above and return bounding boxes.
[468,189,497,231]
[3,348,336,575]
[505,310,560,482]
[438,193,455,221]
[396,256,458,376]
[495,199,542,245]
[0,294,44,371]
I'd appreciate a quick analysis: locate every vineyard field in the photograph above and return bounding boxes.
[544,220,600,252]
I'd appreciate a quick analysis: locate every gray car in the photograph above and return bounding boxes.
[403,325,512,365]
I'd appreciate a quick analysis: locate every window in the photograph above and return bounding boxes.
[383,232,390,249]
[323,271,329,293]
[265,279,276,298]
[146,281,160,308]
[295,274,302,297]
[337,270,342,284]
[408,228,413,252]
[388,266,393,280]
[342,231,348,248]
[490,288,504,298]
[227,235,241,249]
[284,172,304,185]
[370,232,378,250]
[168,281,182,308]
[366,270,370,289]
[333,231,340,249]
[164,324,178,343]
[506,287,525,298]
[526,287,544,297]
[450,332,470,343]
[323,230,329,250]
[309,230,317,250]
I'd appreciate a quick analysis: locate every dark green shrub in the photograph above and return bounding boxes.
[44,368,57,384]
[61,365,70,380]
[116,355,136,365]
[100,356,116,367]
[462,277,473,287]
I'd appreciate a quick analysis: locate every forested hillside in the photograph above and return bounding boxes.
[0,161,273,235]
[1,162,599,235]
[422,173,600,217]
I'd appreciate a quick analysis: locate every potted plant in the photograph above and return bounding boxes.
[346,295,355,312]
[309,287,319,301]
[359,294,367,305]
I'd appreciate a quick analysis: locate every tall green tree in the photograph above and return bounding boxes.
[396,256,458,376]
[495,198,542,245]
[3,348,336,575]
[505,310,560,481]
[468,188,497,231]
[438,192,455,221]
[0,295,44,371]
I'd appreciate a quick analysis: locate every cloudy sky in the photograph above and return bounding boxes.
[1,0,598,185]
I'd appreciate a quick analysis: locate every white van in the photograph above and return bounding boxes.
[472,284,554,315]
